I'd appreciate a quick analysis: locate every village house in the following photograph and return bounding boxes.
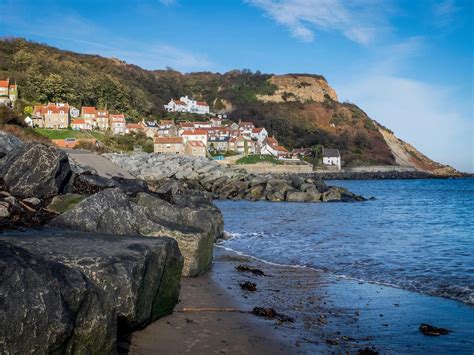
[156,120,177,137]
[96,109,109,130]
[208,136,230,152]
[33,103,70,129]
[260,136,289,158]
[81,106,97,128]
[210,117,222,127]
[185,140,207,157]
[164,96,210,115]
[291,147,312,159]
[0,78,17,107]
[181,129,208,146]
[250,127,268,143]
[322,148,341,170]
[193,121,212,129]
[71,119,89,130]
[154,136,184,154]
[110,114,126,135]
[125,123,145,134]
[229,135,255,155]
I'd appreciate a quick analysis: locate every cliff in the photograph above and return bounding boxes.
[0,37,459,175]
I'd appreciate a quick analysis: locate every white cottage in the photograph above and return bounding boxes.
[322,149,341,170]
[164,96,210,115]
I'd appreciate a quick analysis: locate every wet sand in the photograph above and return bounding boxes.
[128,246,474,354]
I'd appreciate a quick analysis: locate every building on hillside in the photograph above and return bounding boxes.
[181,129,208,146]
[0,78,17,107]
[155,120,177,137]
[33,103,70,129]
[81,106,96,128]
[71,119,88,130]
[210,117,222,127]
[125,123,145,134]
[229,122,239,130]
[154,136,184,154]
[96,109,110,130]
[322,148,341,170]
[110,114,126,135]
[193,121,212,129]
[164,96,210,114]
[185,140,207,157]
[250,127,268,143]
[208,136,230,152]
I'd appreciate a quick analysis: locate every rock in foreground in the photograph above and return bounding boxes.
[0,142,73,198]
[51,187,222,276]
[0,230,183,354]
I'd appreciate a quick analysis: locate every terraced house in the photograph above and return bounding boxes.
[0,78,17,107]
[33,103,70,129]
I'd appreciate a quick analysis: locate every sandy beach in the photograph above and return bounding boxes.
[126,246,474,354]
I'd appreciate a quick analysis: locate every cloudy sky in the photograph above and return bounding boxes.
[1,0,473,171]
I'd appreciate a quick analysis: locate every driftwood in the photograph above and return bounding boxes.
[18,201,36,213]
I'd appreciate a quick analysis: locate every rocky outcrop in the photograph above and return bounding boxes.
[0,230,183,354]
[0,142,73,198]
[104,153,365,203]
[256,74,338,103]
[51,187,222,276]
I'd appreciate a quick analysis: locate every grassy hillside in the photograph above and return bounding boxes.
[0,37,457,172]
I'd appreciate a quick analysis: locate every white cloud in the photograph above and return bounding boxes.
[246,0,390,44]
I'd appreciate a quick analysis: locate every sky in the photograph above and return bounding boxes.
[1,0,473,172]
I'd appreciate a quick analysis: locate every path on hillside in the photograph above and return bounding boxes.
[65,149,135,179]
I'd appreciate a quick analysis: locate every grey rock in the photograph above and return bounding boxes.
[51,188,221,276]
[46,193,85,214]
[0,143,73,198]
[0,231,183,354]
[0,131,22,158]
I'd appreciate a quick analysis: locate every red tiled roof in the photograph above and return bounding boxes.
[126,123,144,129]
[172,100,186,105]
[154,137,183,144]
[82,106,96,114]
[160,120,174,124]
[0,80,9,88]
[110,114,125,122]
[196,101,208,106]
[182,129,208,136]
[34,103,70,115]
[9,84,16,89]
[275,145,288,152]
[187,140,205,147]
[266,136,278,146]
[252,128,264,133]
[180,122,194,127]
[72,119,85,124]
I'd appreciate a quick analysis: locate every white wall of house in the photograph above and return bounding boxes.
[323,156,341,169]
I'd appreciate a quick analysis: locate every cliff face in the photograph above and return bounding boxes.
[256,75,338,103]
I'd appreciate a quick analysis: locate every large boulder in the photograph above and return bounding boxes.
[0,230,183,354]
[0,142,73,198]
[0,241,115,354]
[51,188,222,276]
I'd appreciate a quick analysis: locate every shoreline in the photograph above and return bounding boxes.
[128,246,474,354]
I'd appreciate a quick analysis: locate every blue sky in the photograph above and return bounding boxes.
[1,0,473,171]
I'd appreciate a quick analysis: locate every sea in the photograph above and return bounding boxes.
[216,178,474,305]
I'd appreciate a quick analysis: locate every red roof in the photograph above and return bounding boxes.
[275,145,288,152]
[182,129,208,136]
[252,128,264,133]
[154,137,183,144]
[160,120,174,125]
[266,136,278,146]
[0,80,9,88]
[180,122,194,127]
[239,121,254,126]
[72,119,85,124]
[34,103,70,115]
[82,106,96,115]
[172,100,186,105]
[187,140,205,147]
[196,101,208,106]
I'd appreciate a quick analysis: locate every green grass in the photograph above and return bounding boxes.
[35,128,106,141]
[236,154,282,165]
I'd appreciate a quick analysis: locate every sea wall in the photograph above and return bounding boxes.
[236,162,313,174]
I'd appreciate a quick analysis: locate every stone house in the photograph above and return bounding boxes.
[164,96,210,115]
[154,136,184,154]
[33,103,70,129]
[185,140,207,157]
[208,136,230,152]
[181,129,208,146]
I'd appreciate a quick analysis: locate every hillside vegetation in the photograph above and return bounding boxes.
[0,38,458,173]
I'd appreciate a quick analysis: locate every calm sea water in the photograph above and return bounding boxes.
[216,178,474,305]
